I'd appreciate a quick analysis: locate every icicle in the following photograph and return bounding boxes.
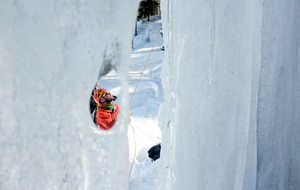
[207,0,216,85]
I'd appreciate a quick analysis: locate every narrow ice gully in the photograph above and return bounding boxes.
[0,0,300,190]
[100,16,164,189]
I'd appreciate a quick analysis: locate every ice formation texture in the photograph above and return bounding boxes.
[0,0,140,189]
[158,0,300,190]
[1,0,300,189]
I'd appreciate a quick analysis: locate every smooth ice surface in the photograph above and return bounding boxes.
[0,0,140,189]
[158,0,300,190]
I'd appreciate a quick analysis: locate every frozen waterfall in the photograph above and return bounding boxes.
[158,0,300,190]
[0,0,299,189]
[0,0,140,189]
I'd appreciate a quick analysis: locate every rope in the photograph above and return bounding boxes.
[128,123,137,180]
[128,24,163,180]
[129,25,163,105]
[134,125,152,139]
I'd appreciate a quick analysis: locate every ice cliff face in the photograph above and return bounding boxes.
[1,0,299,189]
[158,0,300,189]
[0,1,139,189]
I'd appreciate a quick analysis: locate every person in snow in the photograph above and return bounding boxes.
[93,87,131,130]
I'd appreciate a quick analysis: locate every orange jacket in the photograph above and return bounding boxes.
[96,103,120,130]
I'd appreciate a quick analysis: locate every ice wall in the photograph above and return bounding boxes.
[0,0,139,189]
[158,0,300,189]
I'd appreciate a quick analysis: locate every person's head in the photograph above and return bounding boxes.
[93,88,117,104]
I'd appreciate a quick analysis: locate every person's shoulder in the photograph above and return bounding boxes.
[114,104,121,110]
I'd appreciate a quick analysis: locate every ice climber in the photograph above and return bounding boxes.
[93,87,121,130]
